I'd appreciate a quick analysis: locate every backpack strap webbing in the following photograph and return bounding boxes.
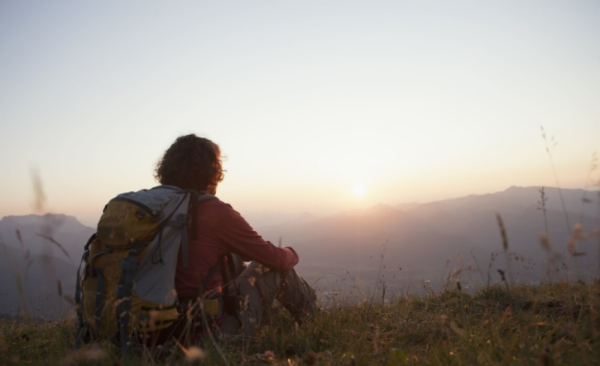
[188,252,227,306]
[116,242,148,355]
[222,252,244,285]
[187,194,224,307]
[75,233,96,348]
[190,192,199,240]
[90,267,106,329]
[116,193,189,357]
[165,214,190,266]
[181,193,217,267]
[84,247,114,331]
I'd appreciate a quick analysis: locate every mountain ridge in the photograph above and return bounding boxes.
[1,186,598,317]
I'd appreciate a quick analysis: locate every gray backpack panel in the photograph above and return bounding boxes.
[116,186,191,305]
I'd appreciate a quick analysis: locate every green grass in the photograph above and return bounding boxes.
[1,281,599,365]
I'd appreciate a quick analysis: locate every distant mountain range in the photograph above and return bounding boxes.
[0,243,76,318]
[0,214,94,318]
[257,186,599,293]
[1,186,598,317]
[0,213,94,263]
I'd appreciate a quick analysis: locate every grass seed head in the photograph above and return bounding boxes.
[496,213,508,251]
[539,234,551,252]
[497,269,506,282]
[185,346,206,363]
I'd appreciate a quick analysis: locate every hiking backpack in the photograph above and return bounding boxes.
[75,185,216,349]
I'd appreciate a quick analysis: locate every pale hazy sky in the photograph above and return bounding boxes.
[1,0,599,226]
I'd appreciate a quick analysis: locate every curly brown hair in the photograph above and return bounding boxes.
[154,134,224,192]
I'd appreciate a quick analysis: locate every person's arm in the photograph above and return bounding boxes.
[216,203,298,271]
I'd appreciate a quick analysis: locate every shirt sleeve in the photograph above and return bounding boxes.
[215,203,299,271]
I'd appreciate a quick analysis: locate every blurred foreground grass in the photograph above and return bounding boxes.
[1,281,599,365]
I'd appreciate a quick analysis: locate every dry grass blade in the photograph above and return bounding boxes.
[496,213,515,287]
[538,187,549,236]
[25,258,34,272]
[35,234,74,265]
[495,214,508,251]
[540,126,571,232]
[0,234,30,316]
[198,298,232,366]
[567,224,587,258]
[579,151,598,224]
[15,229,25,250]
[31,167,47,214]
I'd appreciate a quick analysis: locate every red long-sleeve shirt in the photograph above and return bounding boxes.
[175,198,298,300]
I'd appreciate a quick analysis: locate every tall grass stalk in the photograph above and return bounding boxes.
[367,241,387,315]
[198,296,231,366]
[495,213,513,287]
[4,280,599,365]
[579,152,597,226]
[3,133,600,364]
[540,126,571,232]
[597,189,600,279]
[36,234,75,266]
[0,235,30,318]
[538,187,549,236]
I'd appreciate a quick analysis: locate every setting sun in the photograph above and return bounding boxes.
[351,184,366,197]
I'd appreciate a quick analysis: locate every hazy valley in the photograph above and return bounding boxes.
[1,186,598,318]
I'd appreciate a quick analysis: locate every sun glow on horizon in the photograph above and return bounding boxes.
[0,1,598,223]
[351,184,366,198]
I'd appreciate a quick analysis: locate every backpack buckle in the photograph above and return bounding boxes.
[151,211,164,223]
[135,209,146,219]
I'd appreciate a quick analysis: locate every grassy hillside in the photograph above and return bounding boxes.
[1,281,598,365]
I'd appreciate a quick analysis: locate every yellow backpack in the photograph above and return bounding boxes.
[75,185,215,349]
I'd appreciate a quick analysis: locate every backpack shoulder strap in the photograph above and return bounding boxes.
[188,192,218,241]
[185,192,222,302]
[189,252,227,303]
[222,252,244,285]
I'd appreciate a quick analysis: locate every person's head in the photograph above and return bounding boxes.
[154,134,224,194]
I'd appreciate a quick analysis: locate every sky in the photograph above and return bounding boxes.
[1,0,599,227]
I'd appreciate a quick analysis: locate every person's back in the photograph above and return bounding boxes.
[154,134,316,344]
[175,197,299,301]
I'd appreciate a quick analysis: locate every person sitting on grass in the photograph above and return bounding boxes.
[154,134,316,345]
